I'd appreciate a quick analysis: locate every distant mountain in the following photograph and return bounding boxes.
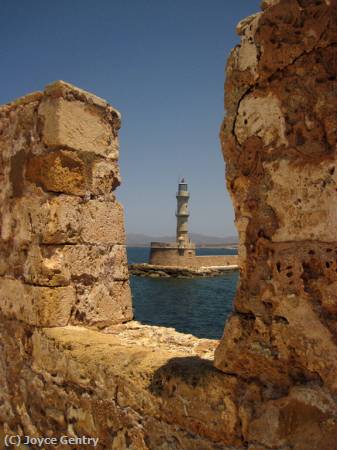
[127,233,238,246]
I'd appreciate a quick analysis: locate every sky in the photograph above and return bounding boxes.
[0,0,261,238]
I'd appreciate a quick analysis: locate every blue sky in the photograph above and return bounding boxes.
[0,0,261,237]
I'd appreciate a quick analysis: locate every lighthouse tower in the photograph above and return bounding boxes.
[176,178,190,247]
[149,178,196,265]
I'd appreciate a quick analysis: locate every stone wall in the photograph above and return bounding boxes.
[214,0,337,447]
[194,255,238,268]
[0,81,132,328]
[150,245,238,268]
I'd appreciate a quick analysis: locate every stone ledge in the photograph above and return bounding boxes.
[3,318,337,449]
[15,321,242,448]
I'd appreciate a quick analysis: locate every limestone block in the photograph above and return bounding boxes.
[72,280,133,328]
[215,293,337,392]
[41,196,125,245]
[1,196,37,245]
[271,295,337,392]
[25,151,121,196]
[107,245,129,280]
[44,80,110,109]
[0,278,75,326]
[38,97,119,159]
[32,195,80,244]
[23,245,70,287]
[26,150,86,195]
[80,198,125,245]
[234,93,287,147]
[23,244,128,287]
[4,195,126,245]
[264,159,337,242]
[248,386,337,449]
[63,244,128,281]
[91,159,121,194]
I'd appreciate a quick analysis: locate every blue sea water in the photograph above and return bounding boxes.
[127,247,238,339]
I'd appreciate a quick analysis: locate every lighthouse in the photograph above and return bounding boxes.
[176,178,190,247]
[149,178,196,265]
[145,178,237,271]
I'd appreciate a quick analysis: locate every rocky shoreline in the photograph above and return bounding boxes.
[129,263,239,278]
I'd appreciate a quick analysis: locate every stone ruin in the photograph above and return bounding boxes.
[0,80,133,329]
[215,0,337,447]
[0,0,337,448]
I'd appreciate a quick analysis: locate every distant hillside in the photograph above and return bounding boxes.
[127,233,238,247]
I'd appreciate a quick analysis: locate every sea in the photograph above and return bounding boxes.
[127,247,238,340]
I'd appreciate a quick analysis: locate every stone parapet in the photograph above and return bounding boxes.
[0,316,242,449]
[0,81,132,328]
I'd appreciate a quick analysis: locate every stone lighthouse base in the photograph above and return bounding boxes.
[130,241,239,278]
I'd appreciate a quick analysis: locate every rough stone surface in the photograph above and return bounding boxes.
[0,278,75,326]
[39,95,120,159]
[1,2,337,448]
[0,317,242,450]
[0,81,132,328]
[214,0,337,448]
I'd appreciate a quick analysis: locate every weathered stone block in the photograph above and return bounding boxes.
[23,245,71,287]
[26,150,86,195]
[39,97,119,159]
[234,93,287,147]
[264,159,337,242]
[25,152,121,196]
[0,278,75,326]
[91,159,121,194]
[72,281,132,327]
[36,196,126,245]
[63,244,129,281]
[3,195,126,245]
[80,198,125,245]
[248,386,337,449]
[23,244,128,286]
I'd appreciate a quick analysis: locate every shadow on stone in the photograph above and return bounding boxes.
[149,356,221,395]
